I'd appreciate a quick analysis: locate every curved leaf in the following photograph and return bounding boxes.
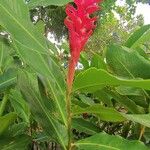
[0,112,17,136]
[106,44,150,79]
[0,69,17,91]
[0,0,47,54]
[72,118,100,135]
[0,135,31,150]
[122,114,150,128]
[10,90,30,123]
[0,38,13,72]
[91,53,107,70]
[75,132,149,150]
[28,0,72,8]
[18,71,67,150]
[0,0,67,125]
[72,104,125,122]
[73,68,150,92]
[125,25,150,48]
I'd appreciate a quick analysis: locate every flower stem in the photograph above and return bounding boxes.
[0,92,9,116]
[66,88,72,150]
[66,58,76,150]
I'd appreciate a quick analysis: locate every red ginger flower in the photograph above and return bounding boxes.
[65,0,102,90]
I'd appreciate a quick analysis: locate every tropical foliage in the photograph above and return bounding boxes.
[0,0,150,149]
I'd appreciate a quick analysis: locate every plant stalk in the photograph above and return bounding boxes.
[66,58,77,150]
[66,88,72,150]
[139,125,145,141]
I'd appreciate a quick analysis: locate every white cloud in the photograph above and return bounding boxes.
[116,0,150,25]
[116,0,126,6]
[136,3,150,25]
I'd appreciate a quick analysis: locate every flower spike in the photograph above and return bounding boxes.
[65,0,102,90]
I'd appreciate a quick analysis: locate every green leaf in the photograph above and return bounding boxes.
[18,71,67,150]
[72,99,89,108]
[125,25,150,48]
[35,20,45,35]
[91,53,107,70]
[115,86,148,108]
[9,122,28,137]
[75,132,149,150]
[28,0,72,8]
[108,90,144,114]
[72,118,100,135]
[0,38,13,73]
[105,44,149,109]
[80,54,89,70]
[73,68,150,92]
[128,96,147,108]
[122,114,150,128]
[106,44,150,79]
[115,86,144,96]
[0,69,17,91]
[10,90,30,123]
[0,135,31,150]
[72,104,125,122]
[78,94,94,106]
[0,112,17,136]
[0,0,67,125]
[136,45,149,60]
[0,0,47,54]
[94,89,113,107]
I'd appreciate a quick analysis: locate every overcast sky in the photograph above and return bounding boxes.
[136,3,150,24]
[116,0,150,24]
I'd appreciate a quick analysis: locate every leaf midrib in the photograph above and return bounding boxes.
[73,69,150,91]
[132,29,150,48]
[0,77,16,87]
[115,56,134,78]
[29,85,67,150]
[0,3,47,52]
[75,142,120,150]
[14,40,67,125]
[115,53,150,99]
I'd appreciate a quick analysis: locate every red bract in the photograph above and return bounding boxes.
[65,0,102,90]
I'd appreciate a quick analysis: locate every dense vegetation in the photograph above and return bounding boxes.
[0,0,150,149]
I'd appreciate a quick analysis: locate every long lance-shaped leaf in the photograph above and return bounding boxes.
[14,41,67,125]
[0,69,17,91]
[105,44,150,109]
[0,37,16,90]
[72,118,100,135]
[75,132,149,150]
[28,0,72,8]
[0,0,47,54]
[73,68,150,92]
[0,0,67,125]
[106,43,150,110]
[0,135,31,150]
[122,113,150,128]
[18,71,68,150]
[106,44,150,79]
[0,37,13,72]
[72,104,125,122]
[125,25,150,48]
[0,112,17,136]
